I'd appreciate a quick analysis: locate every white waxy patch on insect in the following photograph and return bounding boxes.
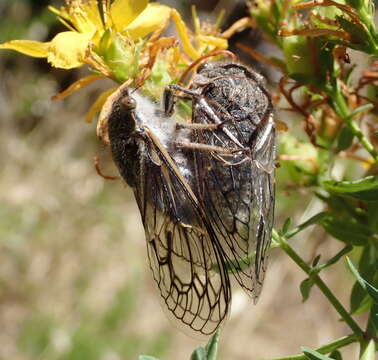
[131,91,193,183]
[132,92,174,144]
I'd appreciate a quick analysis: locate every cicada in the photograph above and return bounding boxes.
[102,59,275,336]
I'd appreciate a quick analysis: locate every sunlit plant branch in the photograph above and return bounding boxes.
[272,228,364,338]
[325,83,378,162]
[271,334,358,360]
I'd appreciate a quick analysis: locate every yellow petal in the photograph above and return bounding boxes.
[76,0,104,33]
[171,9,200,59]
[48,6,75,31]
[197,35,228,50]
[47,31,92,69]
[52,74,105,100]
[110,0,148,32]
[87,87,117,124]
[0,40,50,58]
[97,86,123,144]
[191,5,200,35]
[49,2,102,34]
[124,3,172,40]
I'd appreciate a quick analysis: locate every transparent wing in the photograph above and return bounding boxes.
[189,70,275,299]
[133,128,231,336]
[248,121,276,297]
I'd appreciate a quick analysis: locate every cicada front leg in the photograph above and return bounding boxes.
[164,84,245,149]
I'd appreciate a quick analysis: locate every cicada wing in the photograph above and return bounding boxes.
[249,120,276,298]
[196,121,275,299]
[133,128,231,336]
[193,144,258,294]
[189,75,275,299]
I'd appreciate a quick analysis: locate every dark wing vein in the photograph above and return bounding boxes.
[133,128,231,335]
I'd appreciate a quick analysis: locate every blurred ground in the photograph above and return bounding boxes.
[0,1,363,359]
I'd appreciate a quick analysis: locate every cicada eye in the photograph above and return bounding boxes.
[121,96,137,110]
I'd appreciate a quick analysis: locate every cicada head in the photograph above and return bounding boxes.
[107,90,138,142]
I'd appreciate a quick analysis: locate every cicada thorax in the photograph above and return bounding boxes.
[190,62,272,150]
[172,62,276,298]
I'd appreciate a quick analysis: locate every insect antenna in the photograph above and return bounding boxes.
[130,83,144,95]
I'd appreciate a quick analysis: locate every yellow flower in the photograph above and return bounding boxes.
[0,1,232,129]
[171,5,228,60]
[0,0,171,69]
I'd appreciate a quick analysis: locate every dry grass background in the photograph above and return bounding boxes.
[0,1,364,359]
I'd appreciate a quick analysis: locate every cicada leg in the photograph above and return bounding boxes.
[165,84,245,149]
[163,86,192,117]
[175,141,249,155]
[176,123,219,131]
[94,155,119,180]
[253,159,275,174]
[175,141,251,168]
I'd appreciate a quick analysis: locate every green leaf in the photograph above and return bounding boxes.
[282,217,292,236]
[285,212,330,239]
[302,346,334,360]
[283,36,318,84]
[335,126,354,153]
[350,281,373,315]
[314,245,353,272]
[191,348,207,360]
[347,104,374,120]
[368,303,378,333]
[350,244,378,314]
[300,277,315,302]
[336,16,369,50]
[312,254,321,267]
[190,330,220,360]
[205,330,220,360]
[366,282,378,304]
[316,193,356,218]
[329,350,342,360]
[347,257,378,304]
[358,242,378,287]
[320,215,372,245]
[345,0,364,10]
[322,176,378,201]
[367,201,378,233]
[139,356,160,360]
[358,244,378,282]
[360,339,375,360]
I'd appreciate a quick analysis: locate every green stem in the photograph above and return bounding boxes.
[273,231,365,338]
[271,334,358,360]
[358,6,378,54]
[284,212,329,239]
[328,85,378,163]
